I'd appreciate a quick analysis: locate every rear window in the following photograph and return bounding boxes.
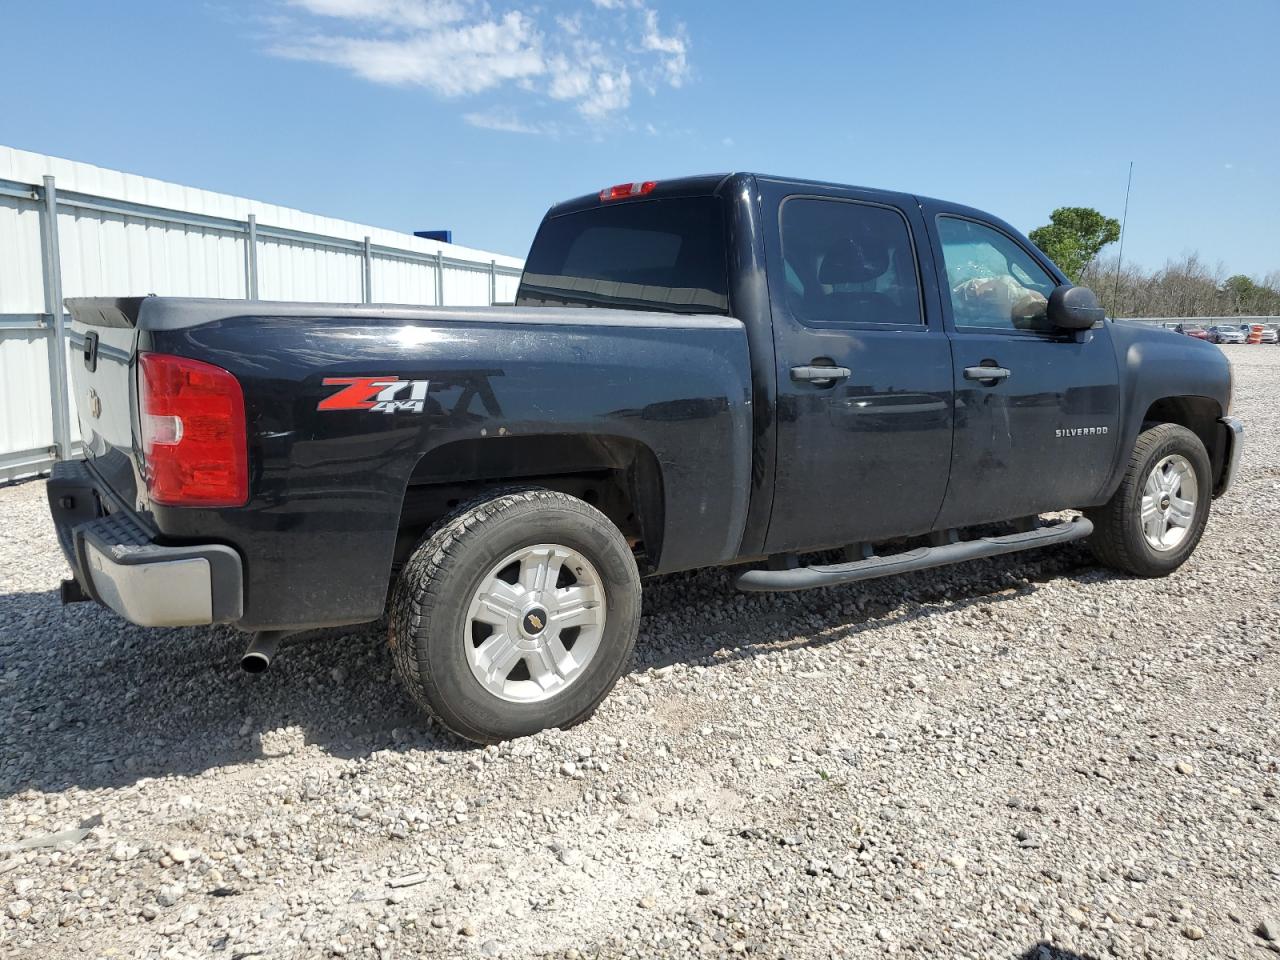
[516,197,729,314]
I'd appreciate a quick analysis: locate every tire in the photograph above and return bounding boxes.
[1085,423,1212,577]
[388,488,641,744]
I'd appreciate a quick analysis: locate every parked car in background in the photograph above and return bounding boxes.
[1175,323,1211,340]
[1208,324,1247,344]
[1239,323,1278,344]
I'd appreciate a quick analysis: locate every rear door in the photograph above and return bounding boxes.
[760,180,954,554]
[921,204,1120,527]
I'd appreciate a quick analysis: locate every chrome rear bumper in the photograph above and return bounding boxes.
[47,459,243,627]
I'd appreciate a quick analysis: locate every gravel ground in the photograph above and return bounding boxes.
[1,345,1277,960]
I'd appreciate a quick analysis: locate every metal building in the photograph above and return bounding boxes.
[0,145,526,482]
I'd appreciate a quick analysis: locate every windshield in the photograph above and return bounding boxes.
[516,197,730,315]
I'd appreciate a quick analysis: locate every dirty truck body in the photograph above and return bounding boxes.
[49,173,1242,742]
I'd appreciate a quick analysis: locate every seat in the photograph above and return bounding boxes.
[809,237,910,324]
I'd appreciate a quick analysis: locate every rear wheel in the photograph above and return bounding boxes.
[1086,423,1212,577]
[389,488,641,743]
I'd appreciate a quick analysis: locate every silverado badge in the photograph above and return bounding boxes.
[1055,426,1110,438]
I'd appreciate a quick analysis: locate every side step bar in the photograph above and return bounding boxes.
[735,517,1093,592]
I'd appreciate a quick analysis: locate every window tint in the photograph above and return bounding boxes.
[780,199,922,326]
[516,197,728,314]
[937,217,1056,332]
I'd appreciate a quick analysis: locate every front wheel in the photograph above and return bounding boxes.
[1085,423,1212,577]
[388,488,641,744]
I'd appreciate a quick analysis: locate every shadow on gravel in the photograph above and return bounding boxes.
[0,543,1113,800]
[1017,943,1101,960]
[627,542,1108,675]
[0,586,467,802]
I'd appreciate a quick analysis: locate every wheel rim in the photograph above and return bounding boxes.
[464,544,606,704]
[1141,454,1199,552]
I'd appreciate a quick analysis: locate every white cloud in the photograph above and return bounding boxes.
[578,68,632,120]
[274,11,544,96]
[286,0,467,30]
[268,0,690,128]
[463,109,554,135]
[639,8,688,88]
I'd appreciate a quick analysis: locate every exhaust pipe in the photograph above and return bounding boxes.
[241,630,292,673]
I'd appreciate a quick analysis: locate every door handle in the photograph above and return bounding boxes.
[963,365,1011,383]
[791,365,851,385]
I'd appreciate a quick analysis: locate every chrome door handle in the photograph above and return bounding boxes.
[964,365,1011,382]
[791,365,851,385]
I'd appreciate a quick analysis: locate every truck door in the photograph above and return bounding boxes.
[760,183,954,554]
[921,205,1120,528]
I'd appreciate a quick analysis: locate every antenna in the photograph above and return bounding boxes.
[1112,161,1134,316]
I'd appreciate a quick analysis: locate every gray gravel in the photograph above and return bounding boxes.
[1,344,1278,960]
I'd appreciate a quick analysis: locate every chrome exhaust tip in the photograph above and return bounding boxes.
[241,631,288,673]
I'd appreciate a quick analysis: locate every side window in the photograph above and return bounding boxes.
[937,217,1056,332]
[781,198,922,327]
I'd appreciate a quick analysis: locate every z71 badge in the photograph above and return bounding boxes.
[318,377,431,414]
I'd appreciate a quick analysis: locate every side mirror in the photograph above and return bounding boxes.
[1047,285,1105,331]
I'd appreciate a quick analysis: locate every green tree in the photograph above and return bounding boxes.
[1223,274,1259,306]
[1029,207,1121,283]
[1223,273,1254,296]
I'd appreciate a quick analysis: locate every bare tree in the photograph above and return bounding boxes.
[1081,254,1280,318]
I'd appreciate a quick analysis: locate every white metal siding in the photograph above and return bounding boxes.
[0,145,524,482]
[0,194,45,311]
[57,210,249,301]
[372,254,439,306]
[256,237,364,303]
[0,331,55,456]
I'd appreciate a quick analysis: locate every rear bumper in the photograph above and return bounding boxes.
[47,459,243,627]
[1215,417,1244,497]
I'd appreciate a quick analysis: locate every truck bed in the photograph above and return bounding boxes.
[63,296,754,630]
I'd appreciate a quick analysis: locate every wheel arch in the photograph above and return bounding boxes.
[1140,395,1230,492]
[395,433,666,574]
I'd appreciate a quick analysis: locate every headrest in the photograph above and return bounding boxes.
[817,237,890,285]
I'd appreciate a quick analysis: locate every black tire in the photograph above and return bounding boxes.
[1085,423,1212,577]
[388,488,641,744]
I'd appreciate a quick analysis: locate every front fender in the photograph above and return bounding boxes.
[1100,321,1232,500]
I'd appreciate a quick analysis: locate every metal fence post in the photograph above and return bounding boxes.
[39,175,72,461]
[245,214,259,300]
[435,250,445,306]
[489,260,497,306]
[363,237,373,304]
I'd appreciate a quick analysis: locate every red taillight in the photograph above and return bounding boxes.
[138,353,248,507]
[599,180,657,202]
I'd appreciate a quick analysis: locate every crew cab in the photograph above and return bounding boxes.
[50,173,1243,743]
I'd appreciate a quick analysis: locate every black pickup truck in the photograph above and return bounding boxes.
[51,173,1243,743]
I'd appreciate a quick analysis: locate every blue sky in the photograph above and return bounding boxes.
[4,0,1278,277]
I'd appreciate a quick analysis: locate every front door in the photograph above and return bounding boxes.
[923,208,1121,528]
[761,184,954,554]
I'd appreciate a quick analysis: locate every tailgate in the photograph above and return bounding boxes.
[65,297,147,504]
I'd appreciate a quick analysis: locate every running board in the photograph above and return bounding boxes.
[735,517,1093,592]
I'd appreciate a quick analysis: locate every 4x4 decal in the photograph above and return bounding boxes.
[318,377,431,414]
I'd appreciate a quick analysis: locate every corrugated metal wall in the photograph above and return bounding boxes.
[0,145,524,483]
